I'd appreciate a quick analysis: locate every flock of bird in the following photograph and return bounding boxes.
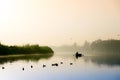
[1,62,73,71]
[1,52,83,71]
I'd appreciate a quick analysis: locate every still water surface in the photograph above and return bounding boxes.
[0,52,120,80]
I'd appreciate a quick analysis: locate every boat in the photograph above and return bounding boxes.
[75,52,83,58]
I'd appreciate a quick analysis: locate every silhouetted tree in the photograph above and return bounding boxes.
[0,43,54,55]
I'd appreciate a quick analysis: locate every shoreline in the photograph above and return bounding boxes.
[0,53,53,58]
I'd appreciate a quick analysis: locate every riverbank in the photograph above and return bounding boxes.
[0,43,54,55]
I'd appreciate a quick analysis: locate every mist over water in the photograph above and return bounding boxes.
[0,0,120,80]
[0,50,120,80]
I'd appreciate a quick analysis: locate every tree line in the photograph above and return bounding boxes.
[81,39,120,55]
[0,43,54,55]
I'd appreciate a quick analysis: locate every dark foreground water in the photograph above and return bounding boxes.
[0,52,120,80]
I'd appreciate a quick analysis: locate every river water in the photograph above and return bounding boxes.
[0,52,120,80]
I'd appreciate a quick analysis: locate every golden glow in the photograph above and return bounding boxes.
[0,0,120,46]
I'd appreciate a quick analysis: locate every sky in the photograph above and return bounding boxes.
[0,0,120,46]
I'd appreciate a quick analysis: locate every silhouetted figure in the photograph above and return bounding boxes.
[31,65,33,68]
[22,68,24,71]
[43,64,46,68]
[70,63,73,65]
[60,62,63,64]
[52,63,58,66]
[75,52,83,59]
[2,67,5,69]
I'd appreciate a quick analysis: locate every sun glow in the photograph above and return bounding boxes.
[0,0,120,46]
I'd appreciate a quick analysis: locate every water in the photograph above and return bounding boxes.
[0,52,120,80]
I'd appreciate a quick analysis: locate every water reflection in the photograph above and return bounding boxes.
[83,55,120,66]
[0,52,120,80]
[0,54,53,65]
[0,52,120,67]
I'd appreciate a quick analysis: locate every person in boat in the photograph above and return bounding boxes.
[75,52,82,59]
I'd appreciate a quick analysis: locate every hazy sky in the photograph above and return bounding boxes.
[0,0,120,46]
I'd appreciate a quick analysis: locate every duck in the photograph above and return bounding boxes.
[43,64,46,68]
[60,62,63,64]
[2,67,5,69]
[22,68,24,71]
[52,63,58,66]
[31,65,33,68]
[70,63,73,65]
